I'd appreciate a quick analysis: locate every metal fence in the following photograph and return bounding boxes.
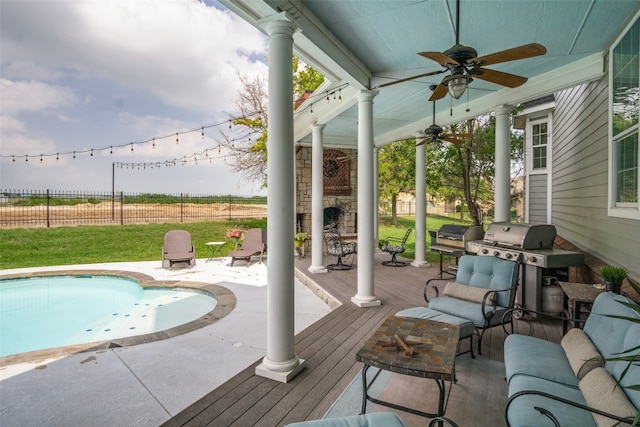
[0,190,267,228]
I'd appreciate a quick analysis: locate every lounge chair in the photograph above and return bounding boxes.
[162,230,196,269]
[379,228,412,266]
[323,226,356,270]
[228,228,266,266]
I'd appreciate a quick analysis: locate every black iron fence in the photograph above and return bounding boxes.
[0,190,267,228]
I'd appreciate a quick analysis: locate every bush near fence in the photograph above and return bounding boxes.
[0,190,267,228]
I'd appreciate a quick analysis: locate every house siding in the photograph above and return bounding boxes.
[552,74,640,279]
[528,174,548,223]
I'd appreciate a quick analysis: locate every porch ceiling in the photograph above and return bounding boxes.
[220,0,639,148]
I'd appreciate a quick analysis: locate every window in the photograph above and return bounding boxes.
[610,15,639,217]
[532,122,548,170]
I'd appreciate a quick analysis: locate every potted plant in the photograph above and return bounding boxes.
[294,232,309,248]
[599,265,628,293]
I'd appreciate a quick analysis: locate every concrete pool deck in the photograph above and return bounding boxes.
[0,258,334,426]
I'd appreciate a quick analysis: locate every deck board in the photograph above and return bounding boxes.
[164,253,562,427]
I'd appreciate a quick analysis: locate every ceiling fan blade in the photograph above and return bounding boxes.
[416,139,428,147]
[377,70,445,88]
[441,135,466,145]
[428,82,448,101]
[470,43,546,66]
[447,133,473,139]
[418,51,460,67]
[472,67,528,88]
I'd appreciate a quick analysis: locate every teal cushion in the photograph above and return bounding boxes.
[507,375,595,427]
[396,307,475,338]
[504,334,579,387]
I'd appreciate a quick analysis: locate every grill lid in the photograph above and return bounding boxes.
[483,222,557,250]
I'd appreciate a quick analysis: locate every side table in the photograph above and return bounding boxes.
[356,315,459,421]
[206,241,225,262]
[559,281,604,333]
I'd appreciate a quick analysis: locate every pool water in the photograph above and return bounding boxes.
[0,275,217,357]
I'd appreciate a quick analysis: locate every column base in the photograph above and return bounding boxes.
[411,260,431,268]
[308,265,328,274]
[351,295,382,307]
[255,358,306,383]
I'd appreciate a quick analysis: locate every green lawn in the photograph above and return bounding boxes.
[0,215,471,270]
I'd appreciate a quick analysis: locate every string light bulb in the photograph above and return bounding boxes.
[152,138,156,149]
[176,133,179,144]
[201,127,205,139]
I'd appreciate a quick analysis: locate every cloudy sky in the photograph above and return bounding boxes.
[0,0,269,195]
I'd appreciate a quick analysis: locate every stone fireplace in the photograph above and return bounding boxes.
[296,147,358,234]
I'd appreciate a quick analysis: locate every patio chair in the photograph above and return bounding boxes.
[162,230,196,270]
[379,228,412,267]
[228,228,266,267]
[419,255,520,355]
[323,226,356,270]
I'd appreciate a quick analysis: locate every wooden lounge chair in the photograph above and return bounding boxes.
[162,230,196,270]
[228,228,266,266]
[379,228,412,267]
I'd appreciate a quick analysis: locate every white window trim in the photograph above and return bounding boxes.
[526,116,552,176]
[607,11,640,220]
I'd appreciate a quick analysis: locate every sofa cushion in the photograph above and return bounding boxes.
[395,307,475,339]
[507,374,595,427]
[285,412,406,427]
[561,328,604,379]
[504,334,579,387]
[579,367,637,427]
[428,296,503,326]
[455,255,518,308]
[443,282,496,305]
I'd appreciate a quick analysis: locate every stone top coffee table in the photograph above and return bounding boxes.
[356,315,460,420]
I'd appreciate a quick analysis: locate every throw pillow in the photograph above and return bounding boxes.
[561,328,604,379]
[579,367,637,427]
[443,282,496,305]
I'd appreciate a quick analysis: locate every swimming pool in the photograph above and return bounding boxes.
[0,274,218,358]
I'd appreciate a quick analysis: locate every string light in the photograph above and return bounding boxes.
[0,112,262,162]
[152,138,156,149]
[176,133,179,144]
[201,127,205,139]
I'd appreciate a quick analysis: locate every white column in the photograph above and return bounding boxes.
[495,105,513,223]
[254,14,305,383]
[351,90,381,308]
[412,131,430,268]
[373,148,379,244]
[309,123,327,274]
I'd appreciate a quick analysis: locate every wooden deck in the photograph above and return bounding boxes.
[164,253,563,427]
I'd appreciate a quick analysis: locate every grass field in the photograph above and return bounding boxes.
[0,215,470,270]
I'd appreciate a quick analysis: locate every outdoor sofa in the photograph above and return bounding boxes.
[504,291,639,426]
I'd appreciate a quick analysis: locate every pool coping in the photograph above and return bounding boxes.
[0,269,236,367]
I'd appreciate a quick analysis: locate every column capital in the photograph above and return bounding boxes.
[357,89,379,103]
[260,12,296,37]
[495,104,514,115]
[311,123,326,131]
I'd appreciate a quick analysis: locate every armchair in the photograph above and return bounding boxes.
[379,228,412,267]
[423,255,520,354]
[323,227,357,270]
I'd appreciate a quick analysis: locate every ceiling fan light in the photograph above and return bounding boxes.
[446,76,468,99]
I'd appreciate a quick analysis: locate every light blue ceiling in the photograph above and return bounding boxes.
[221,0,640,147]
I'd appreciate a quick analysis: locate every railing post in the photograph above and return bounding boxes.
[180,193,184,223]
[120,191,124,225]
[228,194,232,221]
[46,189,50,228]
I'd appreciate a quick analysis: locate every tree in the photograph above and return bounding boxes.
[425,114,523,226]
[378,139,416,226]
[220,58,324,187]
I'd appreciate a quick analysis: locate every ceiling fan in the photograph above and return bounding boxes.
[417,86,472,147]
[379,0,546,101]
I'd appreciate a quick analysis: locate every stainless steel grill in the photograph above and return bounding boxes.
[430,224,484,277]
[466,222,584,311]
